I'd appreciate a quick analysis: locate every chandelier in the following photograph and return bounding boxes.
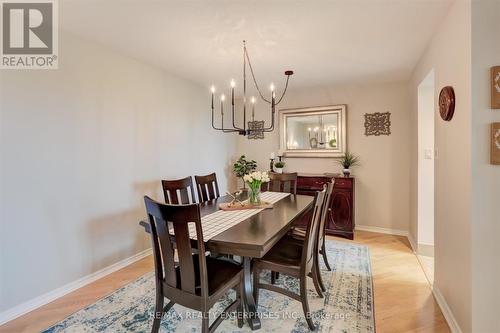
[210,41,294,136]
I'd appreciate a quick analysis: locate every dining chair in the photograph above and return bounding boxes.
[289,180,335,292]
[144,196,244,333]
[195,172,221,202]
[161,176,197,204]
[266,172,298,194]
[252,187,327,331]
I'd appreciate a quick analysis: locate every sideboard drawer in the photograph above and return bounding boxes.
[296,176,329,190]
[334,177,353,189]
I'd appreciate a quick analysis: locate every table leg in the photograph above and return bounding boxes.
[242,256,261,330]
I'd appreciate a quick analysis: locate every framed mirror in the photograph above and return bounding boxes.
[279,105,347,157]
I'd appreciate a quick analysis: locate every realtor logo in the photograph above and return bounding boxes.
[1,0,58,69]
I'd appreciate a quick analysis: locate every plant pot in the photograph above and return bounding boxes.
[343,168,351,177]
[275,167,284,174]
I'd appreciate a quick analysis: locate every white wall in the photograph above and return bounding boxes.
[471,1,500,331]
[409,0,472,331]
[235,81,411,232]
[417,71,435,252]
[0,32,235,313]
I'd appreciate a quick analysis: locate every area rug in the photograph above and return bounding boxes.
[43,240,374,332]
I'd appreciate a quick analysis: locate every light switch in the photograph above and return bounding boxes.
[424,149,433,160]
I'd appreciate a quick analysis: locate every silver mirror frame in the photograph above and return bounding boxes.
[279,105,347,158]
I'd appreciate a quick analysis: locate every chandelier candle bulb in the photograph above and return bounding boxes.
[270,152,275,159]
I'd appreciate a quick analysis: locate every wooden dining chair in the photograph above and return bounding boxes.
[161,176,197,204]
[252,187,327,331]
[195,172,220,202]
[144,196,244,333]
[266,172,298,194]
[289,180,335,292]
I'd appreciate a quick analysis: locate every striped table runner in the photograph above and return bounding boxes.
[190,191,290,241]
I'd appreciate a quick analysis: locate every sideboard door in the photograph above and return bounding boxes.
[296,175,355,240]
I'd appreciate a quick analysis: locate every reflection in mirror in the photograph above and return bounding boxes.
[286,114,339,150]
[279,105,347,157]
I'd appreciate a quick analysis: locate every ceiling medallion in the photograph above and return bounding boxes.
[210,41,293,136]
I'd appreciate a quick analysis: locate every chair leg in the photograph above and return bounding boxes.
[316,260,326,292]
[151,292,164,333]
[311,263,324,298]
[321,242,332,271]
[201,311,210,333]
[271,271,276,284]
[300,278,315,331]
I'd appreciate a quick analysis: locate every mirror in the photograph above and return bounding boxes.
[279,105,347,157]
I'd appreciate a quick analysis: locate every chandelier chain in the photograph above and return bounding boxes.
[244,46,290,106]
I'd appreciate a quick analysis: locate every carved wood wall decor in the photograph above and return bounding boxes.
[491,66,500,109]
[439,86,455,121]
[364,112,391,136]
[491,122,500,165]
[247,121,265,139]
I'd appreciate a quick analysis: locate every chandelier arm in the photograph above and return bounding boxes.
[262,103,276,131]
[231,104,244,131]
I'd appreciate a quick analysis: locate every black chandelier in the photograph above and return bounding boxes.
[210,41,293,136]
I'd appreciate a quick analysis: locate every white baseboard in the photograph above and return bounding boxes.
[432,286,463,333]
[355,224,409,237]
[408,234,417,253]
[0,248,152,326]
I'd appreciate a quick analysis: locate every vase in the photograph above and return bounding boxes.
[248,186,261,205]
[275,167,283,174]
[343,168,351,177]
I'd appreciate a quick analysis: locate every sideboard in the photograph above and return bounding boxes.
[295,173,355,240]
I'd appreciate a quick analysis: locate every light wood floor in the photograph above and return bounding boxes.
[0,231,450,333]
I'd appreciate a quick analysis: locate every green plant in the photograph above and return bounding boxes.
[274,161,285,168]
[337,151,360,169]
[233,155,257,188]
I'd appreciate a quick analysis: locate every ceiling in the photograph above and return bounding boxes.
[61,0,452,92]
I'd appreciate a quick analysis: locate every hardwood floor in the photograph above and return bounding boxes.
[0,231,450,333]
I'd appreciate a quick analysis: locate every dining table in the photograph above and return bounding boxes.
[139,192,314,330]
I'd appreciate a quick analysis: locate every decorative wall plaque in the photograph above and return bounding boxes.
[439,86,455,121]
[491,122,500,165]
[491,66,500,109]
[247,121,265,139]
[364,112,391,136]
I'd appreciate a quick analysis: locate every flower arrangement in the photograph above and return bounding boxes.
[243,171,270,205]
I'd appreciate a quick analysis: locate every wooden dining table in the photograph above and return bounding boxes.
[140,193,314,330]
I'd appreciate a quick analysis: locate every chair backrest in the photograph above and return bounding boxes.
[301,186,327,275]
[161,176,197,204]
[144,196,208,298]
[317,179,335,247]
[195,172,220,202]
[267,172,298,194]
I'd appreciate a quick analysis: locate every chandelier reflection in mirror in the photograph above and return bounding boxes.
[210,41,293,136]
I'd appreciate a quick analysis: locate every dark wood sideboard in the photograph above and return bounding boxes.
[295,174,355,240]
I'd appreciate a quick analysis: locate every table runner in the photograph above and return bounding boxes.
[191,191,290,241]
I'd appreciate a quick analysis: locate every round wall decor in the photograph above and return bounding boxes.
[439,86,455,121]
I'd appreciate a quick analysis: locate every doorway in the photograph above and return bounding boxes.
[417,69,435,283]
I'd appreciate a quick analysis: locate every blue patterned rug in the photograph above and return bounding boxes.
[44,241,374,332]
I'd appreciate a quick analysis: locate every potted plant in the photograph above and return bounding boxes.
[337,152,360,177]
[274,161,285,174]
[243,171,270,205]
[233,155,257,190]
